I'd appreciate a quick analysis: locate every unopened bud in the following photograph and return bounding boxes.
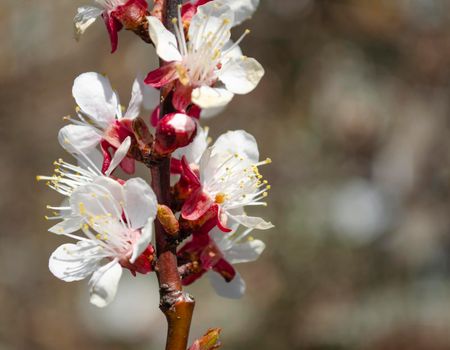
[154,113,197,155]
[112,0,149,31]
[188,328,222,350]
[157,204,180,236]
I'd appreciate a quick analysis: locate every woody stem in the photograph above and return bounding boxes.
[150,1,195,350]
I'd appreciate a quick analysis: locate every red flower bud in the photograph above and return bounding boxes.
[112,0,149,31]
[154,113,197,156]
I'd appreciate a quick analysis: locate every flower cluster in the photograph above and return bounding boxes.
[40,0,271,307]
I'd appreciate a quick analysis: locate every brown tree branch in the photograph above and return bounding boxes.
[150,2,195,350]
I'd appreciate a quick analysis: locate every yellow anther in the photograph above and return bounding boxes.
[215,192,226,204]
[176,64,190,86]
[245,29,251,35]
[266,185,271,190]
[36,175,42,181]
[172,17,178,24]
[79,202,86,215]
[265,158,272,164]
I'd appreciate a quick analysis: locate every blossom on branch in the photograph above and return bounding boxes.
[47,172,158,307]
[59,72,145,175]
[178,130,273,232]
[74,0,149,52]
[179,223,265,298]
[37,139,132,235]
[144,2,264,112]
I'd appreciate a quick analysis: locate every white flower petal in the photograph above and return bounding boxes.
[73,6,103,40]
[73,72,119,127]
[229,214,274,230]
[210,227,234,251]
[219,56,264,94]
[105,136,131,176]
[147,16,182,62]
[89,260,122,308]
[191,86,234,109]
[173,124,209,164]
[208,271,246,299]
[49,242,100,282]
[215,0,259,26]
[81,147,104,170]
[223,239,265,264]
[130,217,154,263]
[142,81,161,110]
[123,178,158,229]
[200,105,226,119]
[58,124,102,155]
[189,2,234,52]
[70,178,124,220]
[213,130,259,163]
[123,78,144,120]
[222,40,243,60]
[48,218,82,235]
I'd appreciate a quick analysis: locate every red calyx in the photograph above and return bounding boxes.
[121,244,155,276]
[178,233,236,286]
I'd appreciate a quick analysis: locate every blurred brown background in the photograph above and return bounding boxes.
[1,0,450,349]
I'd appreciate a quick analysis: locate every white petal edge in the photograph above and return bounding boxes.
[219,57,264,95]
[123,178,158,230]
[70,178,123,220]
[49,242,100,282]
[173,124,209,164]
[73,6,103,40]
[189,2,234,52]
[191,86,234,109]
[130,217,154,263]
[89,260,123,308]
[72,72,119,128]
[224,239,265,264]
[213,130,259,163]
[208,271,246,299]
[105,136,131,176]
[123,78,144,120]
[229,214,274,230]
[48,217,82,235]
[200,105,226,119]
[58,124,102,155]
[215,0,259,26]
[147,16,182,62]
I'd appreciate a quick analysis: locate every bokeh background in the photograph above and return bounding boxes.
[1,0,450,349]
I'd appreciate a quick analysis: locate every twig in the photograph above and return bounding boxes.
[150,1,195,349]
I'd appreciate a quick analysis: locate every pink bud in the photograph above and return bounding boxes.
[154,113,197,155]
